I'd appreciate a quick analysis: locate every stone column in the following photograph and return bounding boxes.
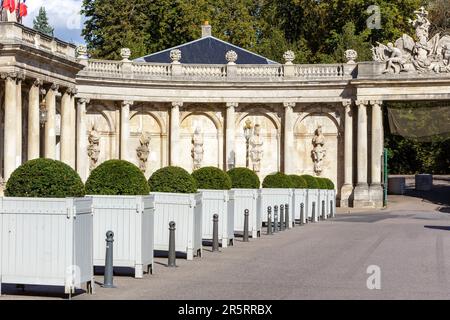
[120,101,133,161]
[2,73,18,180]
[60,87,76,167]
[353,100,370,208]
[370,100,384,207]
[27,79,43,161]
[16,73,25,167]
[76,98,89,181]
[44,84,59,159]
[283,102,296,174]
[340,100,354,207]
[170,102,182,166]
[69,89,78,168]
[225,102,237,170]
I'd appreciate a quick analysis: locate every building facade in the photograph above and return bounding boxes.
[0,9,449,208]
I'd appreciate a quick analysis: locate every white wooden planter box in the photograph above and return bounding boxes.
[259,189,294,228]
[152,193,202,260]
[91,195,154,278]
[292,189,307,224]
[199,190,233,248]
[319,190,328,220]
[229,189,260,238]
[306,189,319,222]
[0,197,94,296]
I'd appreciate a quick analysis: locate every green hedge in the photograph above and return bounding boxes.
[85,160,150,195]
[5,159,85,198]
[192,167,231,190]
[323,178,335,190]
[300,175,320,189]
[289,175,308,189]
[316,177,329,189]
[226,167,260,189]
[262,172,294,188]
[149,166,197,193]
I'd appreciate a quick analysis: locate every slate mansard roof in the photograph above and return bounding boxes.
[135,36,277,65]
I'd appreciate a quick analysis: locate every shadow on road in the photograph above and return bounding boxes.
[424,225,450,231]
[404,178,450,209]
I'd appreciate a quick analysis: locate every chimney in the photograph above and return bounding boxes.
[201,21,212,38]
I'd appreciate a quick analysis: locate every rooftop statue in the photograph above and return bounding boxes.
[372,6,450,74]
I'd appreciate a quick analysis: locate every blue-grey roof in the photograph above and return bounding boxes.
[135,36,277,64]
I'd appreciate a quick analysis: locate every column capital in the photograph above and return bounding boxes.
[15,72,26,83]
[1,72,19,81]
[172,101,183,108]
[63,86,78,96]
[342,99,352,108]
[283,102,296,109]
[122,100,134,107]
[370,100,383,107]
[77,98,90,106]
[32,79,44,87]
[226,102,238,109]
[356,100,369,107]
[49,83,60,92]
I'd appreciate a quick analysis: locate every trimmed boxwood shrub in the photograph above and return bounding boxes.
[300,175,320,189]
[85,160,150,195]
[262,172,294,189]
[5,158,85,198]
[227,167,260,189]
[192,167,231,190]
[316,177,329,189]
[289,175,308,189]
[149,166,197,193]
[323,178,335,190]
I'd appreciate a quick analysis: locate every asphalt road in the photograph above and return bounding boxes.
[1,178,449,300]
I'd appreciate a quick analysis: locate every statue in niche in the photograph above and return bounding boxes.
[249,124,264,174]
[87,124,100,172]
[136,132,151,173]
[312,125,326,176]
[191,127,204,170]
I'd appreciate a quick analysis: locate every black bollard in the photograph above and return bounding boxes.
[274,206,278,233]
[212,214,220,252]
[267,207,273,235]
[312,202,316,223]
[300,203,305,225]
[285,204,290,229]
[168,221,177,267]
[103,231,115,288]
[330,200,334,218]
[322,200,326,220]
[280,205,285,231]
[243,209,250,242]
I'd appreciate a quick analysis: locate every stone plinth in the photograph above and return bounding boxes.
[415,174,433,191]
[388,177,406,195]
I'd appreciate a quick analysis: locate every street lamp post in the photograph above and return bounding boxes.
[244,119,253,169]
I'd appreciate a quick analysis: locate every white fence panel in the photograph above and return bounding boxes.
[229,189,260,238]
[0,197,93,295]
[90,195,154,278]
[152,193,202,260]
[199,190,233,248]
[292,189,307,223]
[259,189,294,228]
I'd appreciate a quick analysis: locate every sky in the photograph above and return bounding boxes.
[22,0,85,44]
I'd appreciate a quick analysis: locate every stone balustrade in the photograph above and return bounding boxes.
[81,59,353,81]
[0,22,77,59]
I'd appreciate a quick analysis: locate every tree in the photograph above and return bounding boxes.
[33,7,54,36]
[429,0,450,35]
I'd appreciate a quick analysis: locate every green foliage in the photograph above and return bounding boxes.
[322,178,335,190]
[5,159,85,198]
[33,7,54,36]
[300,175,320,189]
[316,178,329,190]
[148,166,197,194]
[85,160,150,195]
[289,175,308,189]
[262,172,294,188]
[226,168,260,189]
[192,167,232,190]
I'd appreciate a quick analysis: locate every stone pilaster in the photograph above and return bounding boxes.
[283,102,296,174]
[76,98,89,181]
[61,87,77,167]
[353,100,371,208]
[340,99,354,207]
[44,83,59,159]
[16,73,25,167]
[370,100,384,207]
[170,102,182,166]
[120,101,133,161]
[1,72,18,180]
[27,79,43,161]
[226,102,237,170]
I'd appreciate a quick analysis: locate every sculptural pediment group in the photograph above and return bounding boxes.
[372,7,450,75]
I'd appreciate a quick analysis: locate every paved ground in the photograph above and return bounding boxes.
[1,177,449,300]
